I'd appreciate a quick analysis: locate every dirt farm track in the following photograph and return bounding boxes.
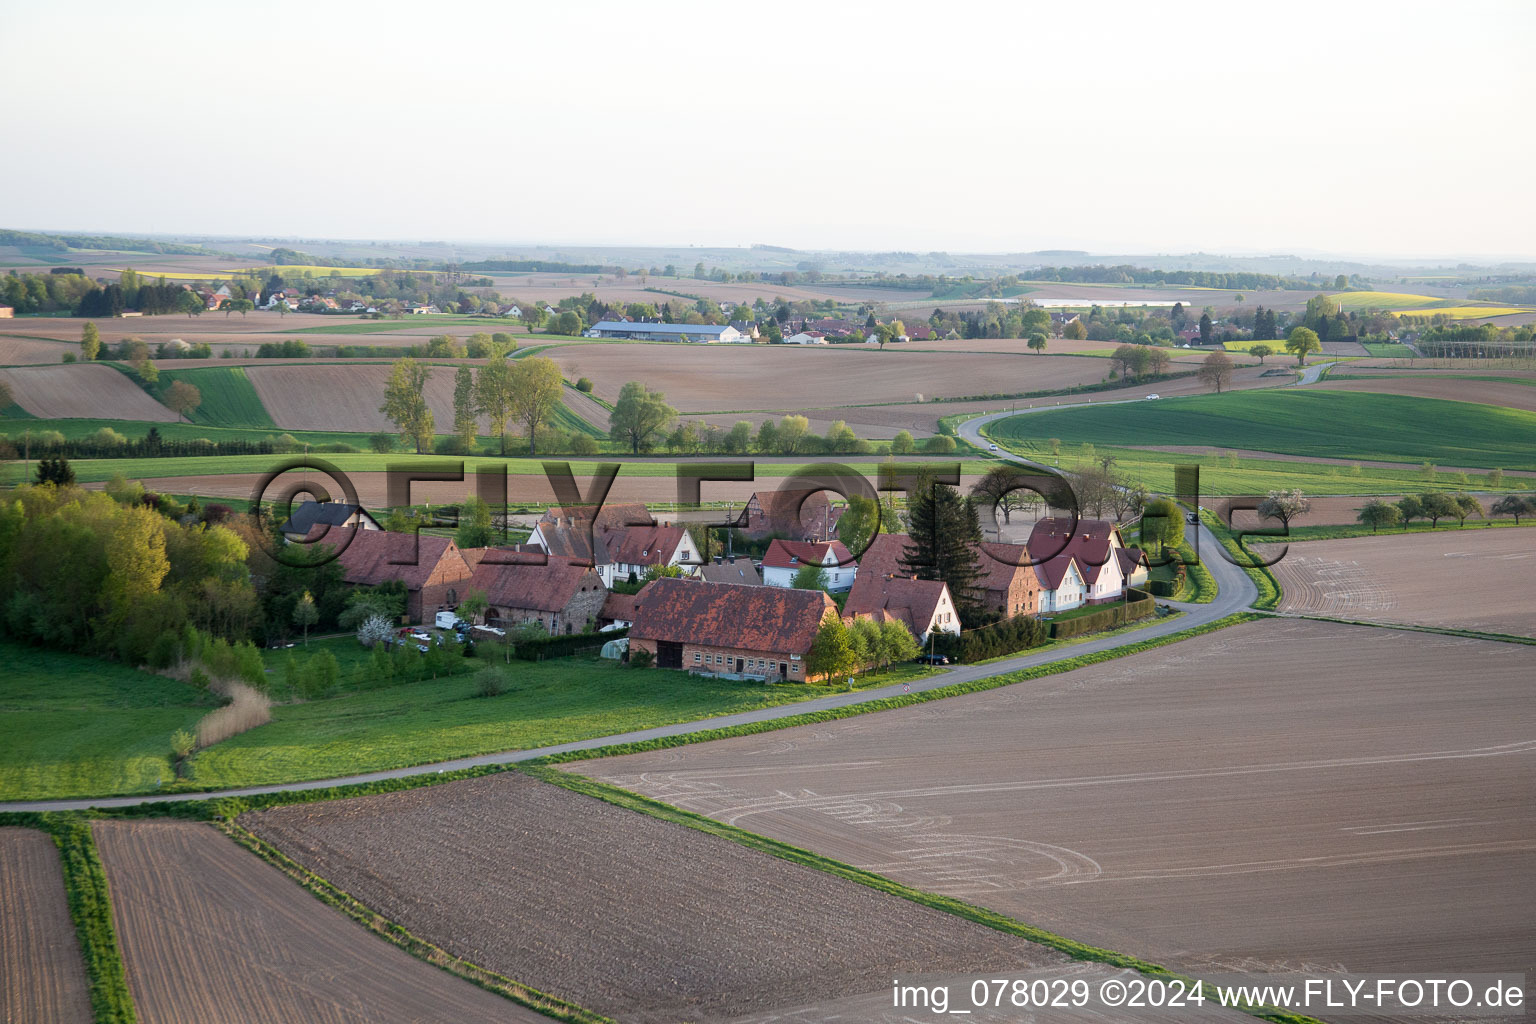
[93,819,546,1024]
[578,618,1536,994]
[0,828,92,1024]
[1257,528,1536,636]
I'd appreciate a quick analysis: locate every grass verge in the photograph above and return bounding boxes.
[1200,511,1281,610]
[219,818,613,1024]
[0,813,138,1024]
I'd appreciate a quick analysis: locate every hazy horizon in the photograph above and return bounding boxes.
[4,0,1533,260]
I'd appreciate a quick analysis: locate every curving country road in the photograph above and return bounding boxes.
[3,406,1264,814]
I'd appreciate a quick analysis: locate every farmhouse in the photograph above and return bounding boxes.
[1027,518,1146,605]
[529,503,697,586]
[738,488,838,541]
[976,541,1043,618]
[309,527,472,622]
[629,577,837,680]
[727,319,760,339]
[587,320,743,343]
[279,500,382,542]
[784,331,828,345]
[857,532,1039,620]
[467,552,607,635]
[843,573,959,642]
[761,539,857,592]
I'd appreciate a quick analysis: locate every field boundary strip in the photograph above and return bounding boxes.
[521,766,1329,1024]
[0,812,138,1024]
[1281,614,1536,647]
[215,819,615,1024]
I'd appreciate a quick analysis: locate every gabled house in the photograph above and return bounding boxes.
[785,330,828,345]
[728,319,760,340]
[528,503,697,587]
[308,527,472,622]
[628,577,838,680]
[976,541,1042,618]
[739,489,837,541]
[857,532,1038,620]
[467,551,607,635]
[1027,518,1142,606]
[761,539,856,592]
[502,304,523,318]
[1033,553,1087,613]
[279,500,382,542]
[843,573,959,642]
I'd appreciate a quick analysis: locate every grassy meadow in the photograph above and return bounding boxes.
[0,641,931,800]
[154,366,277,429]
[0,645,208,800]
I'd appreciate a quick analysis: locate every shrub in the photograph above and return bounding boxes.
[931,615,1048,663]
[1049,591,1156,639]
[475,668,505,698]
[368,432,395,454]
[357,614,394,648]
[576,376,594,392]
[628,646,655,668]
[170,728,196,759]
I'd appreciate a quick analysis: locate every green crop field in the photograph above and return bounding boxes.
[0,645,208,800]
[1398,306,1530,320]
[1329,290,1448,311]
[985,391,1536,472]
[155,366,276,429]
[1359,343,1416,358]
[1221,340,1288,353]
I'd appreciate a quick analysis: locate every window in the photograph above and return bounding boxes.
[694,652,701,662]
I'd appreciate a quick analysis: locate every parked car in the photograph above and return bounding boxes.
[916,653,950,666]
[409,630,431,642]
[1145,394,1160,400]
[988,443,999,452]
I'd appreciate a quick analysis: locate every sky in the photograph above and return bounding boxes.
[3,0,1533,259]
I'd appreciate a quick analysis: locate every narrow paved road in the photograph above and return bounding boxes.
[4,405,1266,815]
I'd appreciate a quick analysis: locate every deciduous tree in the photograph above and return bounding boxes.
[1198,350,1235,393]
[608,381,677,454]
[1285,326,1322,366]
[81,321,100,361]
[163,379,201,422]
[1257,488,1311,529]
[509,356,563,456]
[380,357,434,453]
[452,365,478,449]
[1357,499,1401,534]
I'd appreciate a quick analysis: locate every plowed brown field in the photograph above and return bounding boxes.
[1315,376,1536,413]
[0,335,77,365]
[0,828,92,1024]
[544,343,1165,412]
[247,363,495,433]
[93,819,544,1024]
[1257,528,1536,635]
[243,772,1072,1024]
[577,619,1536,988]
[0,363,178,420]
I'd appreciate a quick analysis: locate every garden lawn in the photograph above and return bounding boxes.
[0,645,208,801]
[985,391,1536,471]
[185,656,933,791]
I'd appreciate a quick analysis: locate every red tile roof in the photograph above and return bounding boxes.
[844,574,950,636]
[1026,518,1125,585]
[599,590,640,623]
[630,578,835,654]
[469,553,604,613]
[305,527,469,590]
[762,538,855,570]
[540,502,653,532]
[606,524,689,567]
